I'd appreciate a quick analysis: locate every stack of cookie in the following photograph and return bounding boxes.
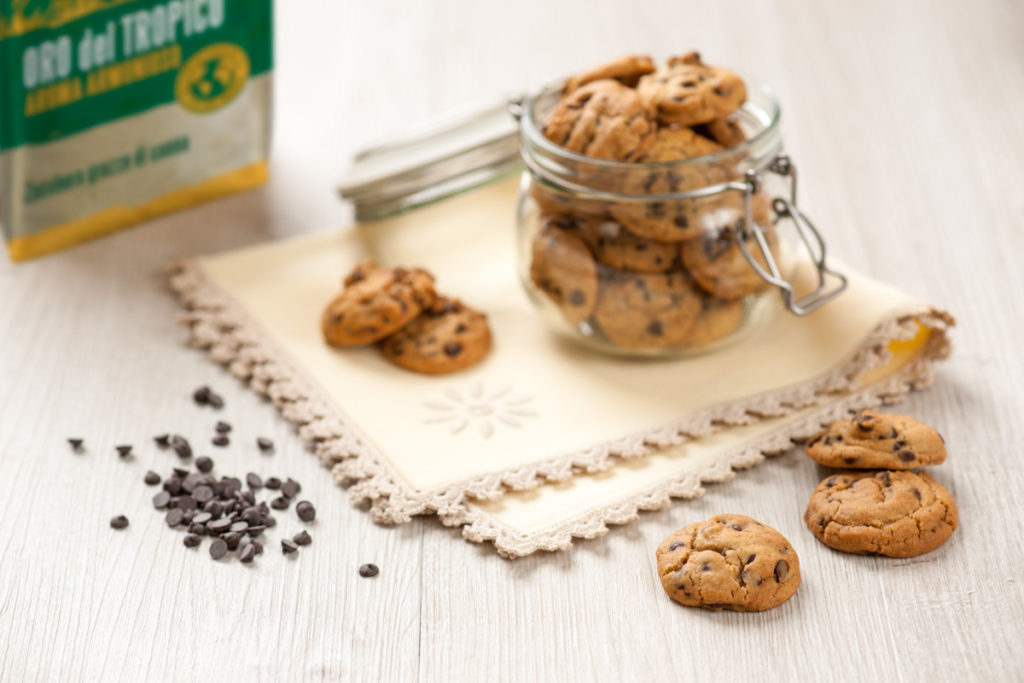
[321,261,492,374]
[802,410,958,557]
[528,52,780,352]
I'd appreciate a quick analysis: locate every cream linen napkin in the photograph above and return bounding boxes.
[169,177,953,553]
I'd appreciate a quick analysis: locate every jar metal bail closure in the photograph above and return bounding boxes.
[512,84,846,319]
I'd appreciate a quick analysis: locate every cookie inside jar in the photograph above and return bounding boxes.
[516,51,790,356]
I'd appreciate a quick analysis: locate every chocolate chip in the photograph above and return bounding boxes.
[774,559,790,582]
[668,541,683,551]
[116,445,133,458]
[187,523,205,535]
[215,421,232,434]
[281,479,301,499]
[209,539,228,560]
[230,521,249,533]
[646,321,664,337]
[443,341,462,357]
[68,438,84,451]
[144,471,161,486]
[892,441,907,451]
[171,435,192,459]
[246,473,262,490]
[568,290,586,307]
[271,496,290,510]
[358,563,379,578]
[265,477,281,490]
[154,434,170,448]
[293,531,312,546]
[202,500,223,517]
[183,534,201,548]
[163,478,182,496]
[192,511,212,525]
[206,392,224,409]
[223,532,243,550]
[911,487,921,501]
[110,515,129,530]
[193,386,211,405]
[879,471,892,486]
[239,543,257,563]
[889,427,899,439]
[193,485,214,503]
[166,509,185,527]
[843,456,858,465]
[898,451,916,462]
[177,496,197,511]
[212,435,229,447]
[173,467,190,478]
[281,538,298,554]
[824,435,834,446]
[195,456,213,473]
[152,491,171,509]
[257,437,274,452]
[296,501,316,522]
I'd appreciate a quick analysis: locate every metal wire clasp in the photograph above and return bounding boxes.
[736,154,847,316]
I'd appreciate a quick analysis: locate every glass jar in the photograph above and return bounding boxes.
[513,77,846,357]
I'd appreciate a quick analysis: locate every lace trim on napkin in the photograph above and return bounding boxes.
[168,259,953,543]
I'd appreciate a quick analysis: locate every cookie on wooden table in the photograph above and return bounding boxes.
[804,470,958,557]
[656,514,801,612]
[322,261,437,346]
[377,297,491,375]
[804,410,947,469]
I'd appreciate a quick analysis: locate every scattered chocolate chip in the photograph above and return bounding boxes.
[171,435,192,459]
[230,521,249,533]
[271,496,290,510]
[166,509,185,527]
[241,507,261,525]
[183,534,201,548]
[358,563,379,578]
[212,435,229,448]
[116,445,133,458]
[206,392,224,409]
[68,438,84,451]
[154,434,170,448]
[144,471,161,486]
[257,437,274,452]
[264,477,281,490]
[192,512,212,525]
[163,478,182,496]
[246,473,262,490]
[173,467,190,478]
[195,456,213,473]
[110,515,129,530]
[177,496,197,511]
[296,501,316,522]
[209,539,228,560]
[223,532,243,550]
[293,530,312,546]
[239,543,257,563]
[152,491,171,509]
[193,485,214,503]
[193,386,211,405]
[253,541,264,555]
[281,479,301,499]
[187,523,206,535]
[281,538,298,554]
[215,421,232,434]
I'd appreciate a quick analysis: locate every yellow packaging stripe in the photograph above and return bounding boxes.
[7,162,268,262]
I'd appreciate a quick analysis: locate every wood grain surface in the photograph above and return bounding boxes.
[2,1,1023,681]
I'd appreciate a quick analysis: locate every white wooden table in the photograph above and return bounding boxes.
[2,1,1023,680]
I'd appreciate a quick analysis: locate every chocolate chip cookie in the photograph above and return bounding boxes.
[377,297,491,374]
[637,51,747,126]
[680,295,745,350]
[322,261,437,346]
[804,471,958,557]
[805,410,947,469]
[530,217,600,326]
[656,514,801,612]
[592,268,701,349]
[563,54,656,94]
[679,208,777,300]
[694,116,746,148]
[576,214,680,273]
[543,79,656,161]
